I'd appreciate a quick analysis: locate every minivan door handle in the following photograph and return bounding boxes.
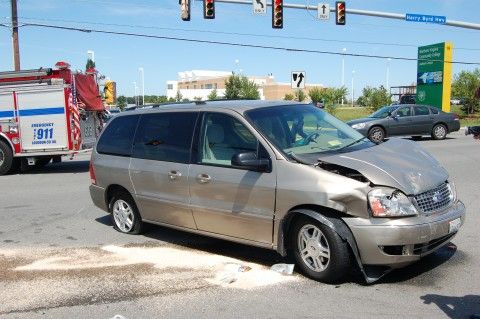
[168,170,182,181]
[196,173,212,184]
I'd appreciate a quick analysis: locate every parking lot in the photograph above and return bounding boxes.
[0,132,479,319]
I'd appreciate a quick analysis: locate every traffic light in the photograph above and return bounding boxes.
[272,0,283,29]
[204,0,215,19]
[335,1,346,25]
[180,0,190,21]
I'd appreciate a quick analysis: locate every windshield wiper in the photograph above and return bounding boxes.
[286,151,311,165]
[337,136,369,151]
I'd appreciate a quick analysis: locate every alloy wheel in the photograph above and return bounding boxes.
[297,224,331,272]
[112,199,135,232]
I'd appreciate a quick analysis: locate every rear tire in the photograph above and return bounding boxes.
[109,191,143,235]
[291,216,351,283]
[431,124,447,140]
[0,140,14,175]
[368,126,385,143]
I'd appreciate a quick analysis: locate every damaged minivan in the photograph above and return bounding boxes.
[89,101,465,283]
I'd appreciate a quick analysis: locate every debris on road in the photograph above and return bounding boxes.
[270,263,295,275]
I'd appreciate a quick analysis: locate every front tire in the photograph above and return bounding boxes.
[0,140,14,175]
[431,124,447,140]
[368,126,385,143]
[291,217,351,283]
[109,191,143,234]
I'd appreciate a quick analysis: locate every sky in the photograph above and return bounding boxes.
[0,0,479,97]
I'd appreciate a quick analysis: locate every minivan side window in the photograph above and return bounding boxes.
[96,115,139,156]
[198,113,263,167]
[133,112,197,163]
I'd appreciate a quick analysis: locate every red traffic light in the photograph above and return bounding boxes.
[335,1,346,25]
[272,0,283,29]
[203,0,215,19]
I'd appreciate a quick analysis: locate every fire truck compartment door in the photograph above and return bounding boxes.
[16,87,69,151]
[0,92,15,133]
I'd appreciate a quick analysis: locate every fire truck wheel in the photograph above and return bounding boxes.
[109,191,143,235]
[0,140,14,175]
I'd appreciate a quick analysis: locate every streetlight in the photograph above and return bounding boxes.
[351,70,355,107]
[138,67,145,106]
[87,50,95,62]
[386,58,391,91]
[133,81,138,105]
[341,48,346,105]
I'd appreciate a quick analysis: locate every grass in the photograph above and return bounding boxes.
[334,105,480,127]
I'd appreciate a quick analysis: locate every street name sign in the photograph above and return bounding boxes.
[406,13,446,24]
[317,3,330,20]
[291,71,306,89]
[253,0,266,15]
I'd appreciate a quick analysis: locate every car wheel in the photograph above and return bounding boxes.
[110,191,143,234]
[431,124,447,140]
[0,140,14,175]
[291,217,351,283]
[368,126,385,143]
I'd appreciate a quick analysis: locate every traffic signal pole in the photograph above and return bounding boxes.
[211,0,480,30]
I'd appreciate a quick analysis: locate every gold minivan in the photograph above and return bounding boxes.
[89,101,465,283]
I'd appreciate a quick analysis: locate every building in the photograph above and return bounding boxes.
[166,70,323,101]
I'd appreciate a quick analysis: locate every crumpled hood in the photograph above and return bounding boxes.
[319,138,448,195]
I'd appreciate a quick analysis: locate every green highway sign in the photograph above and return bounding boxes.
[416,42,453,111]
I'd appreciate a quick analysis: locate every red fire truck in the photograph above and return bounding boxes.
[0,61,105,175]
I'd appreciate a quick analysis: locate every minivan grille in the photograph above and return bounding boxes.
[414,182,453,214]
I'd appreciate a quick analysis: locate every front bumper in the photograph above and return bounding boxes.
[344,200,466,267]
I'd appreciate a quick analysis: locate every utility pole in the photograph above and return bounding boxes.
[11,0,20,71]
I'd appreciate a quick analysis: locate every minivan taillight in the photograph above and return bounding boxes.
[453,113,460,121]
[89,161,96,185]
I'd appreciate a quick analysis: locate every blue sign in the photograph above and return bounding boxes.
[406,13,446,24]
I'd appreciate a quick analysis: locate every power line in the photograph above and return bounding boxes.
[17,22,480,65]
[12,17,480,52]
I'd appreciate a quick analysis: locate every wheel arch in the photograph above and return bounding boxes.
[105,184,135,212]
[276,205,375,283]
[0,133,15,153]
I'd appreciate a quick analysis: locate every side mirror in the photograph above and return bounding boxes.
[231,152,271,172]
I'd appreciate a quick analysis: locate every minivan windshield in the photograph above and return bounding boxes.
[369,105,398,118]
[246,104,371,159]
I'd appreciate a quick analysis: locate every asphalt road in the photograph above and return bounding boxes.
[0,132,479,319]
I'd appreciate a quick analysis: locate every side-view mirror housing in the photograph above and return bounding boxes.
[231,152,271,172]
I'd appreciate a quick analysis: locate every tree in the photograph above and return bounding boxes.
[117,95,127,110]
[85,59,95,71]
[307,86,348,115]
[284,93,294,101]
[207,88,218,100]
[295,90,306,102]
[452,69,480,115]
[175,90,183,102]
[357,86,391,111]
[224,74,260,100]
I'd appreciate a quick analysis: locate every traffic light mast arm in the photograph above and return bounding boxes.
[211,0,480,30]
